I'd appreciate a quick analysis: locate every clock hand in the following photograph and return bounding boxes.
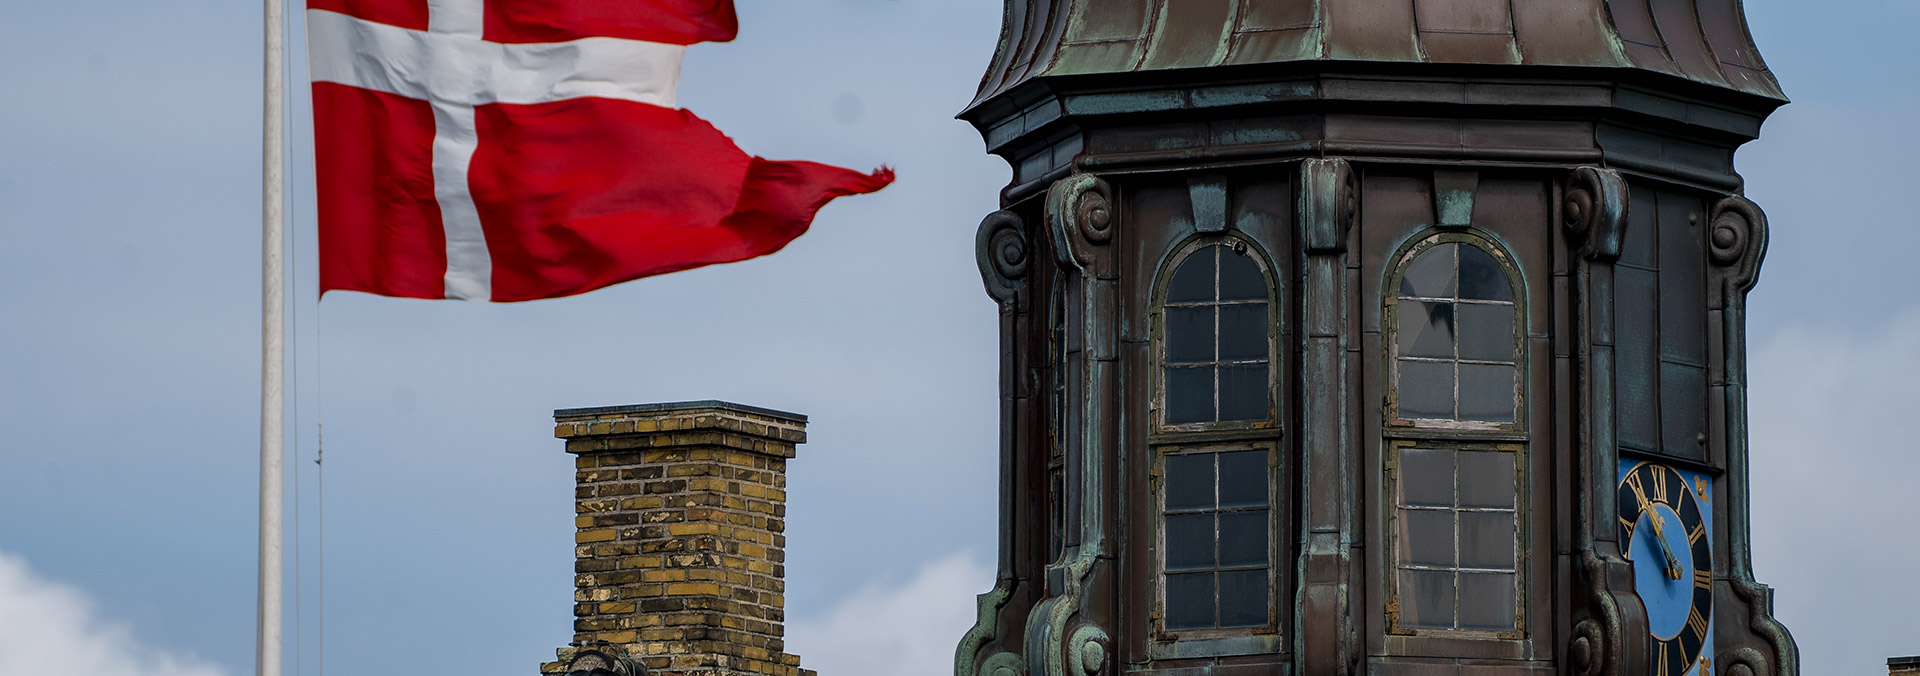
[1632,491,1684,580]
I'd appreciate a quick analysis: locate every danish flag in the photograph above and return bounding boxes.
[308,0,893,301]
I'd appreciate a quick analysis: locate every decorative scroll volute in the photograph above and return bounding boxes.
[1300,158,1357,254]
[1564,166,1628,261]
[976,210,1030,306]
[1046,173,1115,271]
[1708,195,1770,304]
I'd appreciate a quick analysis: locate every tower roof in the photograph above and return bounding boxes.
[970,0,1784,108]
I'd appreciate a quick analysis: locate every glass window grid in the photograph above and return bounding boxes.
[1381,233,1529,641]
[1160,448,1271,632]
[1390,445,1521,633]
[1161,244,1272,428]
[1391,241,1519,426]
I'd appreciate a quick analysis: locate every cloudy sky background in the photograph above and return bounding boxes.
[0,1,1914,675]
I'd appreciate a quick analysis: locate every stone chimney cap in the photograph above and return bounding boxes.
[554,400,806,424]
[1891,656,1920,666]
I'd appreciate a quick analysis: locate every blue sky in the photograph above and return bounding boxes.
[0,1,1914,675]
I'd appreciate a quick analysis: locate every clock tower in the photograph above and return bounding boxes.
[951,1,1798,675]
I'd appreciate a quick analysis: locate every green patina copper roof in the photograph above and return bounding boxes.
[971,0,1783,106]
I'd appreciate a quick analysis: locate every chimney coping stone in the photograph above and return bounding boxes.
[555,400,806,424]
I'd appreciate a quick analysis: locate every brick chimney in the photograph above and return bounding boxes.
[1892,656,1920,676]
[541,401,811,676]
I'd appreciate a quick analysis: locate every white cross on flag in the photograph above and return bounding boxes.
[307,0,892,301]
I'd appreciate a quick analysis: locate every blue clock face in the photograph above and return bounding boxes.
[1617,460,1714,676]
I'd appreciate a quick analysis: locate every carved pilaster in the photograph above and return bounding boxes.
[1707,196,1798,676]
[1562,166,1646,676]
[959,210,1032,676]
[1025,174,1117,676]
[1295,157,1359,676]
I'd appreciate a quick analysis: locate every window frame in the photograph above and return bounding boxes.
[1152,238,1280,434]
[1146,235,1287,651]
[1379,230,1532,641]
[1383,232,1529,434]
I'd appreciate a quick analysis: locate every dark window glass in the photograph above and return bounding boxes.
[1162,244,1272,426]
[1398,301,1455,359]
[1167,252,1215,303]
[1394,446,1519,633]
[1165,368,1213,424]
[1217,570,1268,627]
[1216,451,1267,507]
[1163,449,1272,632]
[1164,454,1213,511]
[1392,239,1519,424]
[1165,573,1215,630]
[1397,360,1455,419]
[1458,246,1513,301]
[1400,243,1456,298]
[1218,252,1266,302]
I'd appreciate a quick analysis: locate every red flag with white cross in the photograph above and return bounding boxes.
[307,0,893,302]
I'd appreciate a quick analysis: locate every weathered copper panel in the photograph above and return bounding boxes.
[1648,0,1731,88]
[1062,0,1150,42]
[1509,0,1625,66]
[1605,0,1665,47]
[1413,0,1512,33]
[1140,0,1236,70]
[1240,0,1319,31]
[1324,0,1420,62]
[1223,29,1321,65]
[1049,41,1148,77]
[1416,32,1521,65]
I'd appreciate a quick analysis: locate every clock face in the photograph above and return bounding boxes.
[1617,460,1714,676]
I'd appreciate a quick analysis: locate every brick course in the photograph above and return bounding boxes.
[539,402,813,676]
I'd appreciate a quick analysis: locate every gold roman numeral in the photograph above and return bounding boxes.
[1658,642,1670,676]
[1687,607,1709,638]
[1627,474,1648,507]
[1688,523,1705,546]
[1620,516,1637,533]
[1651,471,1669,504]
[1694,568,1713,590]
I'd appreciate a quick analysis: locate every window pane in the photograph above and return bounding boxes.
[1457,451,1516,509]
[1166,307,1213,364]
[1402,509,1455,567]
[1164,572,1215,630]
[1457,572,1518,631]
[1217,569,1268,627]
[1399,448,1454,507]
[1401,569,1456,629]
[1164,513,1215,570]
[1397,300,1455,359]
[1458,246,1513,301]
[1217,451,1268,508]
[1168,249,1216,303]
[1165,367,1214,424]
[1218,510,1268,567]
[1455,303,1514,362]
[1218,249,1266,301]
[1218,303,1268,361]
[1397,360,1455,419]
[1458,363,1516,422]
[1400,243,1456,298]
[1217,364,1270,422]
[1164,454,1214,511]
[1458,511,1516,570]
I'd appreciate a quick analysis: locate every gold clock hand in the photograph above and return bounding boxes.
[1633,491,1684,581]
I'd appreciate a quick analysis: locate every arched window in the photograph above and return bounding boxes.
[1383,234,1526,637]
[1391,240,1519,426]
[1153,240,1279,636]
[1161,242,1273,426]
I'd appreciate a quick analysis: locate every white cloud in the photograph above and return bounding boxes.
[787,551,993,676]
[0,550,227,676]
[1749,310,1920,673]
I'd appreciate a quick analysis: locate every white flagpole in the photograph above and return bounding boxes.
[259,0,286,672]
